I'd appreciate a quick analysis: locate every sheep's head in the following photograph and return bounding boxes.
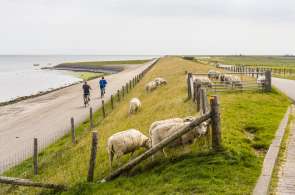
[183,116,195,122]
[143,138,152,149]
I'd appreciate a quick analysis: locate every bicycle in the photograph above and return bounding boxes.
[83,93,90,107]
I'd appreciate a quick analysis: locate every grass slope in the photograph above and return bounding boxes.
[204,56,295,68]
[56,59,151,68]
[0,57,290,195]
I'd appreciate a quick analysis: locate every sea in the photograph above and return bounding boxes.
[0,55,156,103]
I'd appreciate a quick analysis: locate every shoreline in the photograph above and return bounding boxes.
[0,81,82,107]
[1,59,152,107]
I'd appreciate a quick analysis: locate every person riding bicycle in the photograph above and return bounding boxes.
[99,76,107,98]
[82,81,91,105]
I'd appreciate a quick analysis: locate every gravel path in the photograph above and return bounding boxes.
[0,59,157,173]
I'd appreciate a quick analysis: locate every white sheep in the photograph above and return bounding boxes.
[145,80,158,92]
[192,76,213,88]
[154,77,167,86]
[149,119,209,156]
[129,98,141,115]
[149,116,194,136]
[257,75,265,84]
[107,129,151,169]
[208,70,220,80]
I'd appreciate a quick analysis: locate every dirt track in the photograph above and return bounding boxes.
[0,60,156,173]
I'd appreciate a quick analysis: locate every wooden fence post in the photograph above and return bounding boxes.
[71,117,76,144]
[201,88,208,115]
[117,90,120,101]
[129,80,132,90]
[122,86,124,98]
[126,83,128,93]
[264,70,272,92]
[187,73,192,99]
[90,107,93,129]
[87,131,98,182]
[196,82,201,112]
[210,96,222,151]
[33,138,38,175]
[102,100,106,118]
[111,95,114,109]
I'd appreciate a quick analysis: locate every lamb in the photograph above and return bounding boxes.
[107,129,151,169]
[129,98,141,115]
[149,119,209,156]
[192,76,213,88]
[145,80,158,92]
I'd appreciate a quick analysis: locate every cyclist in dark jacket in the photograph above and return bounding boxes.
[82,81,91,106]
[99,77,107,98]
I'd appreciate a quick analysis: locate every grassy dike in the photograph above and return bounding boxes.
[0,56,290,194]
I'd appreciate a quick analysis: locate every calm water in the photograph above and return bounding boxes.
[0,55,155,103]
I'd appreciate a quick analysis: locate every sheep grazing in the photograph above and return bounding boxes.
[129,98,141,115]
[107,129,151,169]
[220,74,242,87]
[154,77,167,86]
[149,116,194,136]
[208,70,220,80]
[145,77,167,92]
[149,118,209,156]
[192,76,213,88]
[145,80,158,92]
[257,75,265,84]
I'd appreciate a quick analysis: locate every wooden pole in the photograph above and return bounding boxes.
[187,73,192,99]
[102,100,106,118]
[90,107,93,129]
[126,83,128,93]
[0,176,66,190]
[210,96,222,151]
[87,131,98,182]
[196,82,202,112]
[102,113,212,182]
[117,90,120,101]
[33,138,38,175]
[71,117,76,144]
[111,95,114,110]
[122,86,124,98]
[201,88,208,115]
[264,70,272,92]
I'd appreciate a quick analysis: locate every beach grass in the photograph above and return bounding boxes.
[0,56,290,195]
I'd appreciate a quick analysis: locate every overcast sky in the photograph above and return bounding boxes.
[0,0,294,55]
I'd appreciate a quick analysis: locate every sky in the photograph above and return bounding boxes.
[0,0,294,55]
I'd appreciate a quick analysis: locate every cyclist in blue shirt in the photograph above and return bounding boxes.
[99,76,107,98]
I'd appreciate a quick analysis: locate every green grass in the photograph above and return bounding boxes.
[57,59,151,68]
[194,55,295,80]
[0,57,291,195]
[70,72,104,81]
[200,56,295,67]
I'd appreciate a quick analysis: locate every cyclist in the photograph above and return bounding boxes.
[82,81,91,106]
[99,76,107,98]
